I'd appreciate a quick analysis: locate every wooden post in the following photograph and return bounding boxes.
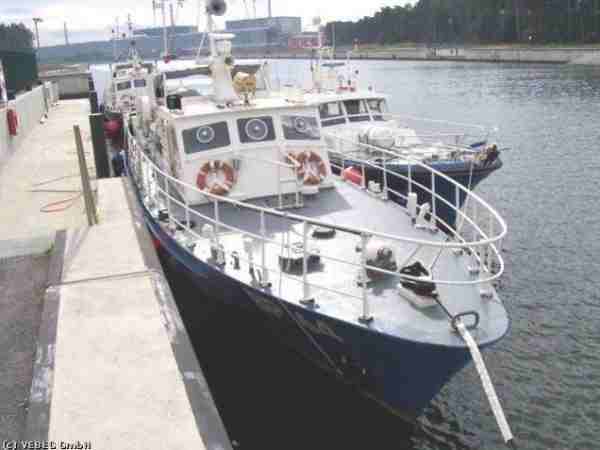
[73,125,97,226]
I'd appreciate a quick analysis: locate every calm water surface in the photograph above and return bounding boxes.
[164,60,600,450]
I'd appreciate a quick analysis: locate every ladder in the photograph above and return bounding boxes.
[277,145,303,210]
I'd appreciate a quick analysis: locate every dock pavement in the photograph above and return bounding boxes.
[0,99,231,449]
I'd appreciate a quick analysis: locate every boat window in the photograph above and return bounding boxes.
[182,121,230,154]
[133,79,147,88]
[344,100,370,122]
[281,115,320,141]
[237,116,276,143]
[319,102,346,127]
[367,98,387,121]
[116,81,131,91]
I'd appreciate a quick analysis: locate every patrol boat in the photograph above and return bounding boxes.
[101,40,157,142]
[299,48,503,228]
[125,1,514,443]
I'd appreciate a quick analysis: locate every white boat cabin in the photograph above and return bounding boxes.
[105,62,156,114]
[306,92,390,128]
[150,96,333,206]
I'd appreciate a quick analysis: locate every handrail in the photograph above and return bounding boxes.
[128,136,506,289]
[382,113,489,133]
[128,130,509,325]
[323,128,507,242]
[137,142,504,251]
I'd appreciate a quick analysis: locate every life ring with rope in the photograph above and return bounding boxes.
[196,160,236,196]
[286,151,328,186]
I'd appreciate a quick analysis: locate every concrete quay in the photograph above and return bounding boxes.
[0,99,232,449]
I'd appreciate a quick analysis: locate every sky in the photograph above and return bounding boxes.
[1,0,411,47]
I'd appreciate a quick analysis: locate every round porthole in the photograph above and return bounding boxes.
[294,117,309,133]
[245,118,268,141]
[196,126,215,144]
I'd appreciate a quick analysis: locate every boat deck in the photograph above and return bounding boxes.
[162,179,508,348]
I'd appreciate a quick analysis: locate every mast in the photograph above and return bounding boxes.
[161,1,168,56]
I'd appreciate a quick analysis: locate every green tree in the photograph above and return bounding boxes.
[326,0,600,45]
[0,23,35,52]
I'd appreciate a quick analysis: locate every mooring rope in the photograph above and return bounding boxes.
[455,321,516,448]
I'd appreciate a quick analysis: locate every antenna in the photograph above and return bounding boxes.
[127,13,133,39]
[268,0,272,18]
[153,0,157,26]
[64,22,70,45]
[253,0,256,18]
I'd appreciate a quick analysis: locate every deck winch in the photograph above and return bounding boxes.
[361,239,398,279]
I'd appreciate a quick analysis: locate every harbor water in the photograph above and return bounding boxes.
[162,60,600,450]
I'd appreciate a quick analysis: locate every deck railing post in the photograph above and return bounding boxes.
[300,221,313,305]
[472,201,478,243]
[382,157,389,200]
[165,175,173,230]
[359,233,373,324]
[487,214,494,270]
[214,199,220,244]
[184,186,191,233]
[260,211,270,287]
[408,164,412,194]
[431,171,437,221]
[361,161,366,189]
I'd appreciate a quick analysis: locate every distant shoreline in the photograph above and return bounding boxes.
[38,45,600,71]
[235,45,600,65]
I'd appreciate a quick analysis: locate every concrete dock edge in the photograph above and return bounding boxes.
[23,230,66,443]
[23,178,232,449]
[121,177,233,450]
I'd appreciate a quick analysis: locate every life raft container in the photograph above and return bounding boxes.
[7,109,18,136]
[286,151,327,186]
[196,160,236,196]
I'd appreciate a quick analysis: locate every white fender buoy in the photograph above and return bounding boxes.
[407,192,418,219]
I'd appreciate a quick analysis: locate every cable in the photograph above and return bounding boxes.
[31,171,97,214]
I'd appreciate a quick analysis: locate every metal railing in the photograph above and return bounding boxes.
[128,131,506,323]
[324,127,506,269]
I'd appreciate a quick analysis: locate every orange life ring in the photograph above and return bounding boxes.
[7,109,18,136]
[286,151,327,186]
[196,160,236,196]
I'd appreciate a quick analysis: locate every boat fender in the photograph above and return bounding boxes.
[416,203,435,230]
[196,160,236,196]
[342,166,363,186]
[7,109,18,136]
[407,192,418,219]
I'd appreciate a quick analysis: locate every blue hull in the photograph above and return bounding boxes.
[132,184,474,417]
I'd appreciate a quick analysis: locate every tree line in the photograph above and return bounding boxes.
[326,1,600,46]
[0,23,34,52]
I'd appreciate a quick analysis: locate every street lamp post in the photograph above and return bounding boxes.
[32,17,43,49]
